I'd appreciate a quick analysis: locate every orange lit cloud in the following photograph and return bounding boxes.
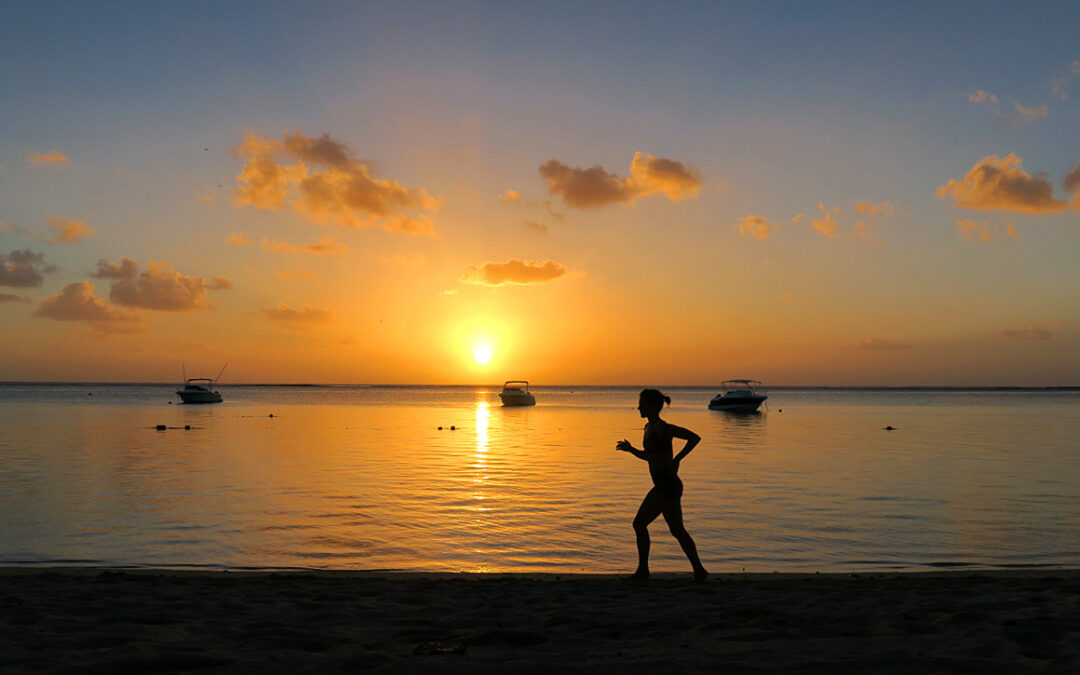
[261,235,348,255]
[383,214,434,235]
[523,220,548,233]
[499,189,521,204]
[196,191,216,203]
[91,258,226,311]
[0,293,30,303]
[999,326,1052,340]
[966,90,999,104]
[850,338,913,351]
[538,152,701,208]
[0,249,52,288]
[263,302,334,328]
[228,232,253,246]
[33,281,141,331]
[936,154,1067,214]
[854,201,893,219]
[234,130,442,232]
[461,259,569,286]
[810,203,839,238]
[45,217,94,243]
[27,150,70,166]
[1007,102,1048,127]
[737,215,775,240]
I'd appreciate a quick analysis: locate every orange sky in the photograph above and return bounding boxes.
[2,4,1079,385]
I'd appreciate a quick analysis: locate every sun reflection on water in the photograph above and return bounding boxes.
[472,401,490,509]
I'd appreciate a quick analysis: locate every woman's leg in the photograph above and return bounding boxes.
[632,488,663,577]
[661,495,709,581]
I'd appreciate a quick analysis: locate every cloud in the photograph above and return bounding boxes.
[538,152,701,208]
[0,292,31,303]
[234,130,442,232]
[523,220,548,233]
[1000,326,1052,340]
[278,270,315,280]
[102,260,216,311]
[383,214,434,235]
[261,235,348,255]
[810,203,838,238]
[45,217,94,243]
[461,259,569,286]
[1065,163,1080,207]
[1007,102,1048,126]
[965,90,999,104]
[27,150,70,166]
[854,201,893,219]
[791,213,805,224]
[228,232,253,246]
[207,276,233,290]
[91,257,139,279]
[0,249,51,288]
[936,154,1067,214]
[1051,60,1080,99]
[853,221,876,240]
[850,338,913,351]
[499,189,521,204]
[33,281,140,331]
[629,153,703,201]
[196,191,216,203]
[737,215,774,240]
[263,302,334,327]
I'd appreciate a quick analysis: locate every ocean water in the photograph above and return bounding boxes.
[0,384,1077,573]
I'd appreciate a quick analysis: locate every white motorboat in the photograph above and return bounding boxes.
[176,379,223,404]
[708,379,767,412]
[499,380,535,406]
[176,364,226,404]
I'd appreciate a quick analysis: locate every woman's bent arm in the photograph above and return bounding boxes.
[670,425,701,463]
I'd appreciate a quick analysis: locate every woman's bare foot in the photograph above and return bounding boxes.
[693,568,709,583]
[629,569,650,581]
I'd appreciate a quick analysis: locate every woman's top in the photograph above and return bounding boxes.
[643,420,681,492]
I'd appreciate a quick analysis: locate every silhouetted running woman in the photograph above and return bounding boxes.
[616,388,708,582]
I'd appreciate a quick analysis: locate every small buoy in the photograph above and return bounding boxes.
[438,426,443,430]
[155,424,166,431]
[268,413,274,418]
[884,426,896,431]
[450,425,456,430]
[168,401,173,404]
[778,409,782,413]
[184,425,191,430]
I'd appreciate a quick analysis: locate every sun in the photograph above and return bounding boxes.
[473,343,494,365]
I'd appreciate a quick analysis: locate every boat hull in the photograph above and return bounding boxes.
[177,391,223,404]
[708,395,765,413]
[499,392,535,406]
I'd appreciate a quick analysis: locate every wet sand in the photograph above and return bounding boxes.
[1,568,1077,673]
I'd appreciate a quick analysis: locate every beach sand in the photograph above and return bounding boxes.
[1,569,1077,673]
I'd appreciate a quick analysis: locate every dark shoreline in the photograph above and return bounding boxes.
[2,568,1077,673]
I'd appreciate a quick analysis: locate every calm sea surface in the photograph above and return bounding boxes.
[1,384,1077,573]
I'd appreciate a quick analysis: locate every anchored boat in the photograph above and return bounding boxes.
[176,364,226,404]
[499,380,536,406]
[708,379,767,412]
